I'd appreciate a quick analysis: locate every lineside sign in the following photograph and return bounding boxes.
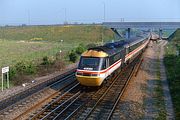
[2,66,9,73]
[1,66,10,91]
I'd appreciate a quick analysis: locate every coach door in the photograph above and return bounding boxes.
[106,58,109,76]
[121,48,126,68]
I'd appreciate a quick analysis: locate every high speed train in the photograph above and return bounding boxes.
[76,36,150,86]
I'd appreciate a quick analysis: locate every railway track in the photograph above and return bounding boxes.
[29,56,141,120]
[0,69,77,120]
[29,82,81,120]
[75,60,137,120]
[29,66,121,120]
[0,55,142,120]
[0,68,76,111]
[38,80,115,120]
[29,76,113,120]
[106,61,139,120]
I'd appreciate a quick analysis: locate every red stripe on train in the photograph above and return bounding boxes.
[77,40,149,75]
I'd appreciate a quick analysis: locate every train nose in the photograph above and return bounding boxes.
[76,76,103,86]
[76,72,103,86]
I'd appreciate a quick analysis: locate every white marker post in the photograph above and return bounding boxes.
[2,66,9,91]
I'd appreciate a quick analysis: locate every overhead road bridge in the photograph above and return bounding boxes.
[103,22,180,39]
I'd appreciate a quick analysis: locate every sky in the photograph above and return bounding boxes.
[0,0,180,25]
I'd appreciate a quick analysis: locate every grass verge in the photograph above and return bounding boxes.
[164,28,180,119]
[154,58,166,120]
[164,43,180,119]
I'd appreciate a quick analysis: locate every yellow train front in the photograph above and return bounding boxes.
[75,41,126,86]
[76,49,109,86]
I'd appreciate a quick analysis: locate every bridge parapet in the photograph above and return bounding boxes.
[103,22,180,29]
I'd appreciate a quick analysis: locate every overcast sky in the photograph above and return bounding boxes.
[0,0,180,25]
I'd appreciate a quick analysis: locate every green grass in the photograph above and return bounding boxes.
[155,61,166,120]
[153,53,166,120]
[0,40,59,67]
[154,80,167,120]
[0,79,14,91]
[0,25,113,43]
[0,25,114,68]
[164,28,180,119]
[0,25,114,88]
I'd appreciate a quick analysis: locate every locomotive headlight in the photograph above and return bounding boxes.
[99,73,105,77]
[91,74,99,77]
[76,72,83,76]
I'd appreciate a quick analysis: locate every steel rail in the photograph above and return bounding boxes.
[49,73,75,87]
[52,93,82,120]
[0,74,74,119]
[41,91,81,120]
[64,67,130,120]
[81,57,140,120]
[63,103,84,120]
[82,67,125,120]
[0,69,76,113]
[13,78,77,120]
[106,60,139,120]
[30,82,80,120]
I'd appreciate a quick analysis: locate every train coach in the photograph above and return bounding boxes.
[76,36,150,86]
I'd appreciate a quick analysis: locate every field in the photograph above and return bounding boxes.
[164,28,180,119]
[0,25,113,43]
[0,40,56,67]
[0,25,114,68]
[0,25,114,88]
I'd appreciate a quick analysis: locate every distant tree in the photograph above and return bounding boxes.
[41,56,52,66]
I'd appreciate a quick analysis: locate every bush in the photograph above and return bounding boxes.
[15,61,26,74]
[25,62,37,74]
[41,56,55,65]
[14,61,37,75]
[9,55,65,85]
[75,43,86,55]
[9,67,17,79]
[9,61,37,85]
[69,50,77,63]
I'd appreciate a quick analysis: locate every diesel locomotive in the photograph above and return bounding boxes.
[76,36,150,86]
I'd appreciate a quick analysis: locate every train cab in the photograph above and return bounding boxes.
[76,50,108,86]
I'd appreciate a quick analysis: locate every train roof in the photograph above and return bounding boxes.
[88,37,146,55]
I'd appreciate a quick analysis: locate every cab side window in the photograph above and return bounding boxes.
[102,58,106,70]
